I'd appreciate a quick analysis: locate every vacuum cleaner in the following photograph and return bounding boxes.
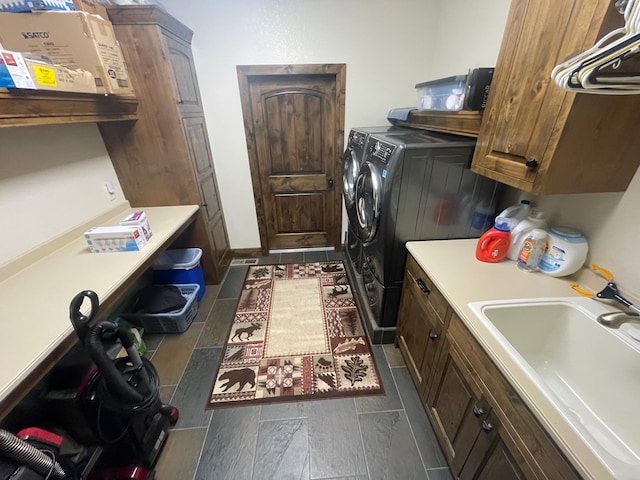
[68,290,179,479]
[0,290,178,480]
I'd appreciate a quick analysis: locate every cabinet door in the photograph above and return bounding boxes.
[184,117,223,219]
[184,115,230,278]
[459,412,526,480]
[396,257,446,393]
[427,337,490,473]
[164,33,203,113]
[471,0,579,185]
[470,0,636,194]
[396,279,439,389]
[210,215,231,273]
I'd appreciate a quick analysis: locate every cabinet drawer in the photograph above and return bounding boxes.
[405,254,450,326]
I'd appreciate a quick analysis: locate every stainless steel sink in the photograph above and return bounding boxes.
[468,297,640,479]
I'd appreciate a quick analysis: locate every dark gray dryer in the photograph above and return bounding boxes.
[342,126,412,275]
[354,131,501,328]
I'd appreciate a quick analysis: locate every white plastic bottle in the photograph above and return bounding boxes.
[497,199,531,225]
[517,229,548,272]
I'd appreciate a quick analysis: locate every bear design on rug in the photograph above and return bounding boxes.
[218,368,256,392]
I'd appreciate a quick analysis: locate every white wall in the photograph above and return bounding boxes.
[160,0,511,250]
[429,0,511,78]
[160,0,440,249]
[0,123,125,265]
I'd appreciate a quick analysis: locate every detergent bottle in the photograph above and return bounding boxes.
[475,217,511,262]
[506,208,547,261]
[497,199,531,223]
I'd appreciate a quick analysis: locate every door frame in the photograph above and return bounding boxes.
[237,64,346,255]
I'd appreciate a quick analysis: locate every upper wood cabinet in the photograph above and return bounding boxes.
[164,35,203,114]
[472,0,640,194]
[100,6,231,284]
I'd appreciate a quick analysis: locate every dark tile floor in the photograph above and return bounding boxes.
[145,251,452,480]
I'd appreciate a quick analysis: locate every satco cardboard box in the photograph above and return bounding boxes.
[25,53,97,93]
[0,49,96,93]
[0,0,75,13]
[0,11,133,95]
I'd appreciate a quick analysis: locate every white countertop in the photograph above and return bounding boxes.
[406,239,624,480]
[0,204,199,416]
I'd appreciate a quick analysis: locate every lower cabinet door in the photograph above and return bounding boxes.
[396,262,445,395]
[427,338,487,471]
[459,411,526,480]
[396,283,429,387]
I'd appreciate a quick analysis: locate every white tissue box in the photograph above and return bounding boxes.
[84,225,147,253]
[120,210,152,241]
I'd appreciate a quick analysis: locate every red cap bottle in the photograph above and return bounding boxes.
[475,220,511,262]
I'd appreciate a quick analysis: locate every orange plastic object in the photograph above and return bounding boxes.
[476,227,510,262]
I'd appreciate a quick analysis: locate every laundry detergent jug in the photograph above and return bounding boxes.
[475,218,511,263]
[539,227,588,277]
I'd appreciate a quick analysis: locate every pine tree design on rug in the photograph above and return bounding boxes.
[208,261,384,407]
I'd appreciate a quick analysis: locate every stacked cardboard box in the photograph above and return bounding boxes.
[0,10,134,95]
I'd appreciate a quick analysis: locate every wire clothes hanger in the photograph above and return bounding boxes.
[551,0,640,94]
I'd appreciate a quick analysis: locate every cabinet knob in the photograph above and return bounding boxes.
[328,178,334,189]
[525,158,539,170]
[416,278,431,294]
[429,333,439,341]
[473,406,484,417]
[482,421,494,433]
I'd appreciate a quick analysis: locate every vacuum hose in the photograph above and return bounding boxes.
[86,321,145,404]
[0,429,66,479]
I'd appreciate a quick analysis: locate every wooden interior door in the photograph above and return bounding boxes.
[238,64,345,253]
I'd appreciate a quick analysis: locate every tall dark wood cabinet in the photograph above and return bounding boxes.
[99,5,230,285]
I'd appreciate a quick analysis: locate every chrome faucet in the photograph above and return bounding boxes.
[597,311,640,328]
[595,282,640,328]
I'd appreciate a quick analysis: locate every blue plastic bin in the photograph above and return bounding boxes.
[151,248,205,301]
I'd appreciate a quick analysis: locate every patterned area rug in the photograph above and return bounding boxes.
[208,261,384,407]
